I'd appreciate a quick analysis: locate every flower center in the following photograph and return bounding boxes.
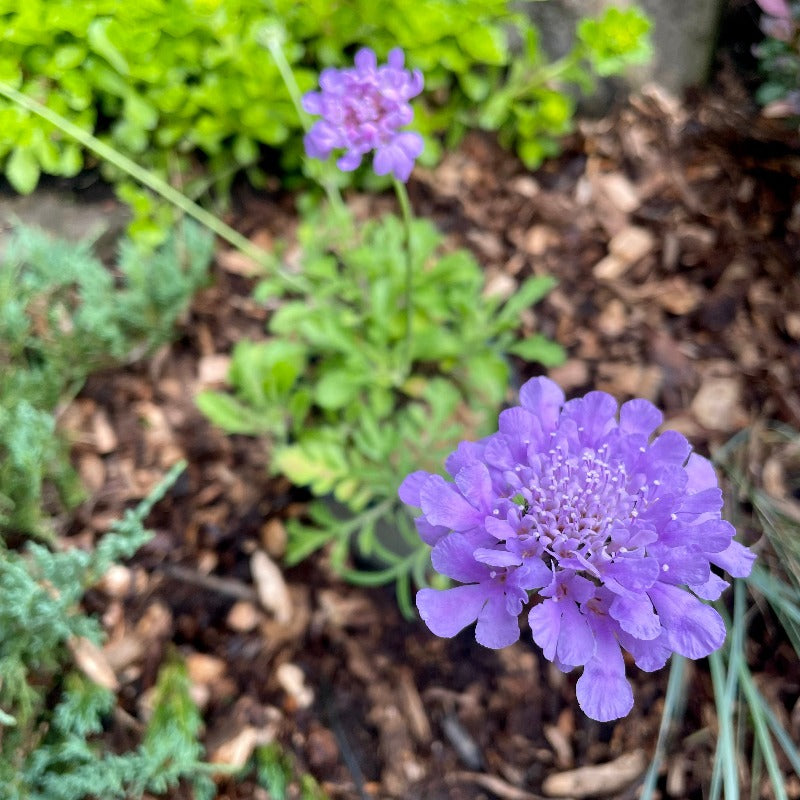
[521,444,637,557]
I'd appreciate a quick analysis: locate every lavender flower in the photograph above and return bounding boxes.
[399,378,755,721]
[302,47,424,182]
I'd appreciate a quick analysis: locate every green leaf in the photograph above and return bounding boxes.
[508,334,566,366]
[87,18,129,75]
[195,390,268,435]
[492,275,557,331]
[314,368,364,410]
[6,147,40,194]
[459,26,508,65]
[274,436,349,496]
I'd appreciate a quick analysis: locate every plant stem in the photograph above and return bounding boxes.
[392,177,415,374]
[0,82,308,294]
[259,29,346,217]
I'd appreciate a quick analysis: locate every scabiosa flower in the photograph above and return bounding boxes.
[399,378,755,722]
[301,47,424,182]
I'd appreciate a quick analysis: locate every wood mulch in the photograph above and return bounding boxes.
[60,68,800,799]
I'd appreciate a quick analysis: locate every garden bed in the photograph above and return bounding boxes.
[52,70,800,799]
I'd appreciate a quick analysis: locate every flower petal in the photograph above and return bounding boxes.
[576,622,633,722]
[454,462,493,513]
[619,398,663,438]
[431,532,488,583]
[420,475,482,531]
[684,453,718,493]
[710,539,756,578]
[609,593,661,640]
[417,584,486,638]
[398,470,431,507]
[475,591,521,649]
[528,599,562,661]
[648,582,726,659]
[557,603,595,666]
[518,377,564,431]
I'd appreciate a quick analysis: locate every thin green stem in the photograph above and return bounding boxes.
[258,27,346,217]
[392,177,415,374]
[0,82,307,294]
[639,655,686,800]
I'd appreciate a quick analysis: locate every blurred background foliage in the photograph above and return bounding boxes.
[0,0,651,244]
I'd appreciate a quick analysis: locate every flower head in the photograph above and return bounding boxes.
[400,378,755,721]
[302,47,424,182]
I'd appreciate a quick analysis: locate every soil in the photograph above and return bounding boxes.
[51,64,800,799]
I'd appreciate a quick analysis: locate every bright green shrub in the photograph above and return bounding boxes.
[0,1,651,232]
[0,221,213,536]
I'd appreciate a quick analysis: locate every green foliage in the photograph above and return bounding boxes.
[199,205,563,613]
[0,463,222,800]
[255,742,329,800]
[0,0,652,231]
[0,221,213,536]
[477,5,653,168]
[753,4,800,120]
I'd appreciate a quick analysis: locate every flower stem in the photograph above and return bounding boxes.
[0,81,308,294]
[392,178,415,374]
[258,27,346,218]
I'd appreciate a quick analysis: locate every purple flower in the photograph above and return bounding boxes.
[399,378,755,722]
[302,47,424,182]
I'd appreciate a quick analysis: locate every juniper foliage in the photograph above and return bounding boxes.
[0,462,218,800]
[0,220,212,535]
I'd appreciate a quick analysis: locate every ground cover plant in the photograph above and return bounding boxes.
[0,221,212,535]
[0,1,650,244]
[0,2,798,798]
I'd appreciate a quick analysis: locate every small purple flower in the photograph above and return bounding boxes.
[302,47,424,182]
[400,378,755,722]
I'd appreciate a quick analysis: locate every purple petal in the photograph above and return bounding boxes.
[619,398,662,438]
[336,150,363,172]
[689,573,730,601]
[678,488,723,516]
[756,0,791,18]
[484,514,517,540]
[609,594,661,640]
[454,462,493,513]
[684,453,718,493]
[518,377,564,431]
[498,406,539,442]
[647,430,692,466]
[473,548,521,568]
[414,517,450,546]
[647,583,726,659]
[563,391,619,446]
[618,629,672,672]
[603,556,659,593]
[387,47,405,69]
[417,584,486,638]
[517,558,553,589]
[557,603,595,666]
[529,599,562,661]
[576,622,633,721]
[653,547,711,586]
[393,130,424,158]
[420,475,482,531]
[710,539,756,578]
[431,532,489,583]
[319,67,346,93]
[398,470,431,507]
[354,47,377,72]
[475,591,521,648]
[301,91,323,115]
[445,440,484,477]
